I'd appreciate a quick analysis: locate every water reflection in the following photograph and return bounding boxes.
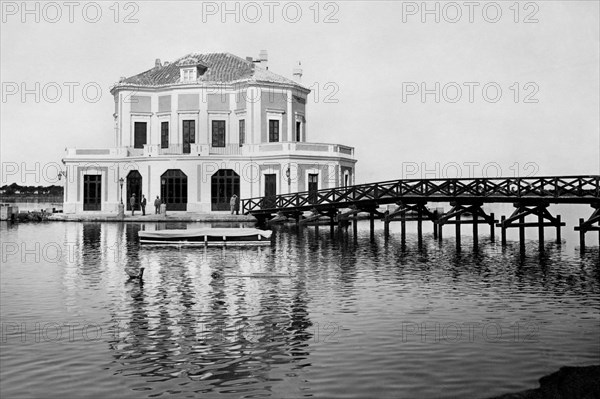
[1,221,598,398]
[101,226,316,396]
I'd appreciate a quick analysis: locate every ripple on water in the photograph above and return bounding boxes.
[0,221,598,398]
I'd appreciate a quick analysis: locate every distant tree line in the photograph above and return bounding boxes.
[0,183,63,197]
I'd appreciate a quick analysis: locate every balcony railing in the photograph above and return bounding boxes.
[159,144,189,155]
[245,142,355,157]
[64,142,355,159]
[209,144,243,156]
[127,147,144,156]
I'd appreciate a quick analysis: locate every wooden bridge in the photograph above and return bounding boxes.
[242,175,600,251]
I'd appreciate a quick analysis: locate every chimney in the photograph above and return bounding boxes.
[292,61,303,82]
[155,58,162,68]
[246,56,253,62]
[258,49,268,70]
[119,76,126,82]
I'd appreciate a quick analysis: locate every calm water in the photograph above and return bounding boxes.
[1,215,599,398]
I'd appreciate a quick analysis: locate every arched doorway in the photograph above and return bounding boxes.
[161,169,187,211]
[211,169,240,211]
[126,170,142,211]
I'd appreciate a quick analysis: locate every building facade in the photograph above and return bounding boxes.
[62,51,356,213]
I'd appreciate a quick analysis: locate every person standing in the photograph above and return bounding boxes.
[141,195,147,216]
[235,194,240,215]
[130,194,136,216]
[230,194,237,214]
[154,196,161,214]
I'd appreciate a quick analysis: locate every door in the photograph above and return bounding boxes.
[161,169,187,211]
[182,120,195,154]
[211,169,240,211]
[83,175,101,211]
[126,170,142,211]
[263,174,276,209]
[308,173,318,204]
[134,122,147,149]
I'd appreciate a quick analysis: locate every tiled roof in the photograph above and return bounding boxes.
[118,52,303,88]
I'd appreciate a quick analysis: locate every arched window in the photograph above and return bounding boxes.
[161,169,187,211]
[126,170,142,211]
[211,169,240,211]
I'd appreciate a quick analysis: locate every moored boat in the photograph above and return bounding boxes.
[138,228,272,246]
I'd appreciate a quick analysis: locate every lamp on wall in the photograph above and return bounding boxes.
[119,177,124,204]
[286,165,291,194]
[57,170,67,180]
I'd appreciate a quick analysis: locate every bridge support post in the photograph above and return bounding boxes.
[519,212,526,251]
[490,213,495,242]
[437,202,496,250]
[382,201,434,243]
[337,213,346,236]
[579,218,585,251]
[353,216,358,240]
[501,215,507,245]
[432,210,438,240]
[538,208,544,252]
[473,209,479,249]
[384,210,390,238]
[497,202,565,251]
[417,206,423,245]
[369,211,375,241]
[400,209,406,243]
[455,213,461,251]
[330,211,336,239]
[574,204,600,252]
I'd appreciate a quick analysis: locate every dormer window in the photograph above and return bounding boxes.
[181,68,196,82]
[177,56,208,83]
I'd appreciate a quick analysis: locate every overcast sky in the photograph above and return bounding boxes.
[1,0,598,186]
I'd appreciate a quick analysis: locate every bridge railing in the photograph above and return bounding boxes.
[242,175,600,214]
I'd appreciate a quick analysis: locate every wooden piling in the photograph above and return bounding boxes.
[353,215,358,239]
[384,211,390,238]
[417,206,423,244]
[473,208,479,249]
[456,213,461,250]
[400,209,406,243]
[432,210,438,240]
[556,215,561,244]
[538,208,544,251]
[330,213,335,239]
[369,211,375,241]
[519,213,525,250]
[579,218,585,251]
[490,212,495,242]
[501,215,507,246]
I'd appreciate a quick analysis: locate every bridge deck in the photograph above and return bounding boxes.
[242,175,600,217]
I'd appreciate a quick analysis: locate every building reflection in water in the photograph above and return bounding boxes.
[54,220,598,397]
[104,224,314,395]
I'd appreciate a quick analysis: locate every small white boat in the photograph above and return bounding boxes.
[138,228,273,246]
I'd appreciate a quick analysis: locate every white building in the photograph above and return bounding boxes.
[62,51,356,213]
